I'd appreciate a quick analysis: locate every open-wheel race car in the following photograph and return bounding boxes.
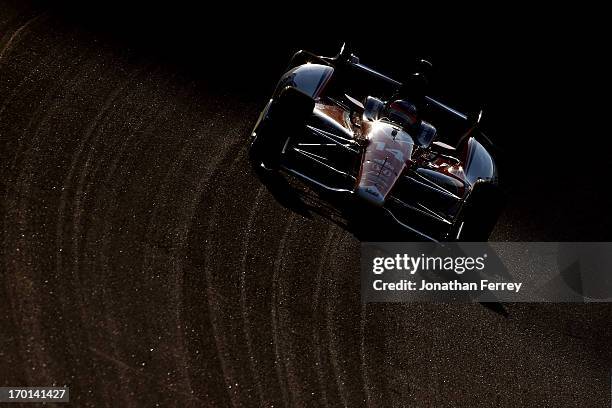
[249,44,502,241]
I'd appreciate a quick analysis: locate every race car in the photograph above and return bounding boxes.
[248,44,502,241]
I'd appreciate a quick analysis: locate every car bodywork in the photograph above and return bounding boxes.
[249,46,500,241]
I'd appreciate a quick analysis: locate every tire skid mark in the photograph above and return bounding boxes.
[270,211,297,408]
[2,43,96,385]
[75,63,156,204]
[142,117,212,400]
[0,23,72,121]
[0,12,44,63]
[96,67,177,275]
[200,135,262,408]
[197,133,321,407]
[61,68,138,336]
[359,303,373,408]
[271,211,344,407]
[100,68,176,187]
[324,231,351,408]
[6,41,92,176]
[311,224,337,408]
[238,185,268,407]
[79,65,173,405]
[70,67,146,292]
[95,79,177,291]
[68,64,150,299]
[53,53,145,401]
[89,347,206,404]
[73,76,227,404]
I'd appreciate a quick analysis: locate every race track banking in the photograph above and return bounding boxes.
[1,4,611,407]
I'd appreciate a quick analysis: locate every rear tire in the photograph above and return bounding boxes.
[249,86,314,170]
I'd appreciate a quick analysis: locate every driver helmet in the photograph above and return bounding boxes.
[386,100,420,128]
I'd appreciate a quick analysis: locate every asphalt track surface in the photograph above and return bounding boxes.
[1,3,611,407]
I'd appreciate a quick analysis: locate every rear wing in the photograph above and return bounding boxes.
[346,60,469,122]
[287,49,469,122]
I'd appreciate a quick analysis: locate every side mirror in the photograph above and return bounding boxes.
[335,42,359,64]
[467,109,483,126]
[416,59,433,79]
[337,42,349,59]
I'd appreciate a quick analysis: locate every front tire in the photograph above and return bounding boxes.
[249,86,314,170]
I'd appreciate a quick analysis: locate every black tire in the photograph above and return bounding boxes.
[249,86,314,170]
[450,183,504,241]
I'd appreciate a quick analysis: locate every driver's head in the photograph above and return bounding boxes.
[386,100,419,128]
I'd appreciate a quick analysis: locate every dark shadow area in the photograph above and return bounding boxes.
[252,165,314,220]
[1,0,607,241]
[480,302,510,318]
[27,0,608,240]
